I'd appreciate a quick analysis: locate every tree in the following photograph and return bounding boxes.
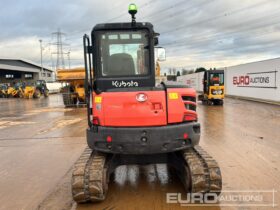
[168,68,172,75]
[172,68,176,75]
[182,68,188,75]
[195,67,207,73]
[187,69,194,74]
[209,67,217,71]
[176,71,181,76]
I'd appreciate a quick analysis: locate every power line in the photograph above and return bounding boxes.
[167,22,280,52]
[66,0,159,41]
[144,0,214,23]
[166,28,280,56]
[65,0,275,44]
[162,12,280,48]
[160,0,274,35]
[54,0,280,67]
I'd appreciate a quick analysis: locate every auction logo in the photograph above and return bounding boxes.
[233,75,269,85]
[166,190,277,207]
[232,71,277,88]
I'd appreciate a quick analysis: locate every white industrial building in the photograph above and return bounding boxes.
[177,57,280,103]
[224,57,279,103]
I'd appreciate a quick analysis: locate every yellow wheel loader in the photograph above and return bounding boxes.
[17,81,49,99]
[21,85,36,99]
[7,85,20,98]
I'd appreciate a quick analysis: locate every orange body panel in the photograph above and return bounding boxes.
[92,87,197,127]
[167,88,197,123]
[93,91,167,127]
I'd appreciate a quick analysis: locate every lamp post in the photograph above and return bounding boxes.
[67,51,71,70]
[39,39,43,72]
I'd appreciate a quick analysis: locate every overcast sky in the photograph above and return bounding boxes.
[0,0,280,72]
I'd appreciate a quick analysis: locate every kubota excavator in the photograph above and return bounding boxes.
[71,4,222,203]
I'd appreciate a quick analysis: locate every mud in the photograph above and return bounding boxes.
[0,95,87,210]
[0,120,35,129]
[0,95,279,210]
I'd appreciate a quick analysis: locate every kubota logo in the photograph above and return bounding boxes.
[136,93,147,102]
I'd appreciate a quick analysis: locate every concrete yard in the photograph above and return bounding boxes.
[0,95,279,210]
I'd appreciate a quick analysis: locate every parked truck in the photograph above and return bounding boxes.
[56,67,86,107]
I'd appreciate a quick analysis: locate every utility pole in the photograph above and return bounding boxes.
[39,39,43,72]
[67,51,71,70]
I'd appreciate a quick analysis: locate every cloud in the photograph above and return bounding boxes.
[0,36,41,61]
[0,0,280,70]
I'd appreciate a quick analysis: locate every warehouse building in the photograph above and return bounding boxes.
[177,57,280,104]
[0,59,54,84]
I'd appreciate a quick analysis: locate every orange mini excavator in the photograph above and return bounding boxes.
[71,4,222,203]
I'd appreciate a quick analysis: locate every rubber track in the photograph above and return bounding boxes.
[72,147,108,203]
[182,145,222,194]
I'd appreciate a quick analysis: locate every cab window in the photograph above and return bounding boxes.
[98,30,149,77]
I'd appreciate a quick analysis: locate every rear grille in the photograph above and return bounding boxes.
[185,103,196,111]
[182,95,196,111]
[182,95,196,102]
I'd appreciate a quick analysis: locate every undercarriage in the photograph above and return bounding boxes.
[72,146,222,203]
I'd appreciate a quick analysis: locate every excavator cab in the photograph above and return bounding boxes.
[84,22,157,93]
[72,4,222,204]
